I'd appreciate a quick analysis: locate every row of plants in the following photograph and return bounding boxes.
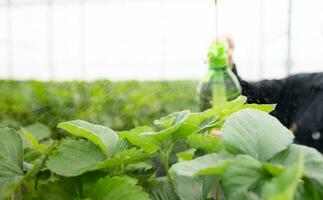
[1,96,323,200]
[0,80,198,137]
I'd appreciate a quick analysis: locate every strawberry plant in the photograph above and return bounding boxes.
[1,96,323,200]
[0,80,198,133]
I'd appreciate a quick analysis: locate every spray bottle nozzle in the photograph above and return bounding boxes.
[207,41,229,69]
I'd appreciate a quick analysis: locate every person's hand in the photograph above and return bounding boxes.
[217,35,235,66]
[211,130,221,137]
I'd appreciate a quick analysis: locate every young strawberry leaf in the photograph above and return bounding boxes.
[82,176,150,200]
[193,160,232,176]
[230,190,260,200]
[20,127,47,153]
[270,144,323,185]
[153,110,192,141]
[170,123,199,141]
[148,177,180,200]
[24,122,51,141]
[171,174,218,200]
[221,155,270,199]
[176,149,196,162]
[34,176,82,200]
[47,139,106,177]
[24,148,43,163]
[57,120,118,157]
[242,103,276,113]
[113,138,133,156]
[0,161,24,199]
[186,133,223,153]
[0,128,23,167]
[222,109,294,161]
[262,163,285,177]
[169,151,232,200]
[261,155,304,200]
[294,177,323,200]
[0,128,24,198]
[185,95,247,126]
[170,151,232,177]
[96,148,151,170]
[119,127,160,154]
[154,110,191,128]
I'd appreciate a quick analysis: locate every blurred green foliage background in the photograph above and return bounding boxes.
[0,80,198,137]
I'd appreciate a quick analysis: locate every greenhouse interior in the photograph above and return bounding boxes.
[1,0,323,199]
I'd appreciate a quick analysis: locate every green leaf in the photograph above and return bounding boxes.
[82,176,150,200]
[152,96,272,144]
[262,163,284,177]
[34,176,82,200]
[176,149,196,162]
[187,116,219,135]
[119,127,160,154]
[154,110,190,128]
[270,144,323,184]
[20,127,47,152]
[125,165,155,182]
[25,158,43,181]
[171,174,218,200]
[199,116,218,130]
[97,148,151,170]
[0,128,23,167]
[194,160,232,176]
[113,138,133,156]
[0,128,24,199]
[154,110,192,141]
[0,129,45,200]
[170,151,232,177]
[149,178,179,200]
[169,152,232,200]
[185,95,247,126]
[47,139,106,177]
[186,134,223,153]
[154,112,177,127]
[222,109,294,161]
[170,98,264,140]
[171,123,199,140]
[295,177,323,200]
[242,103,276,113]
[58,120,118,157]
[230,190,260,200]
[24,122,51,141]
[261,155,304,200]
[0,161,24,199]
[184,96,274,131]
[24,148,43,163]
[204,95,247,118]
[221,155,269,198]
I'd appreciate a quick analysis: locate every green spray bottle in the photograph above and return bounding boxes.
[198,40,242,110]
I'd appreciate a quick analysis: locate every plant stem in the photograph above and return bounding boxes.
[13,186,22,200]
[162,142,175,183]
[215,183,220,200]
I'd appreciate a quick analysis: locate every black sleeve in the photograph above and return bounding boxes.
[232,65,287,104]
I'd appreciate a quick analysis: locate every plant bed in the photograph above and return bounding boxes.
[1,96,323,200]
[0,80,198,134]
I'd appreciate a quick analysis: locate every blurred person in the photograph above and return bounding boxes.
[210,36,323,153]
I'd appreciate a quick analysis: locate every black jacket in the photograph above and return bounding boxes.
[235,67,323,152]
